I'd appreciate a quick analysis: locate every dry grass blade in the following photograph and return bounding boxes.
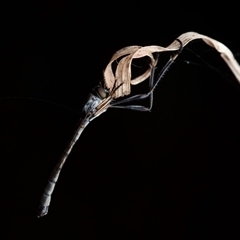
[104,32,240,99]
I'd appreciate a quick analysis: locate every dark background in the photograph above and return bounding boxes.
[1,2,239,239]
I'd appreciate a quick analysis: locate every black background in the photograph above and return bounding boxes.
[1,2,239,239]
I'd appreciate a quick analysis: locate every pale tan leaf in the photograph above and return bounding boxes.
[104,32,240,99]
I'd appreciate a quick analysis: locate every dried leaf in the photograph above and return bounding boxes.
[104,32,240,99]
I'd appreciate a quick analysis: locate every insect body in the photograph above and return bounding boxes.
[38,32,240,217]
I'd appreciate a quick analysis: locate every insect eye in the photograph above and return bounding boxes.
[96,86,108,99]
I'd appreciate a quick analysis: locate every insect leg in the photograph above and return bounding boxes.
[110,54,174,111]
[110,40,183,111]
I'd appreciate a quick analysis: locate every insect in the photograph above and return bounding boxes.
[37,32,240,217]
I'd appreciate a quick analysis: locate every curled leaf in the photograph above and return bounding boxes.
[104,32,240,99]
